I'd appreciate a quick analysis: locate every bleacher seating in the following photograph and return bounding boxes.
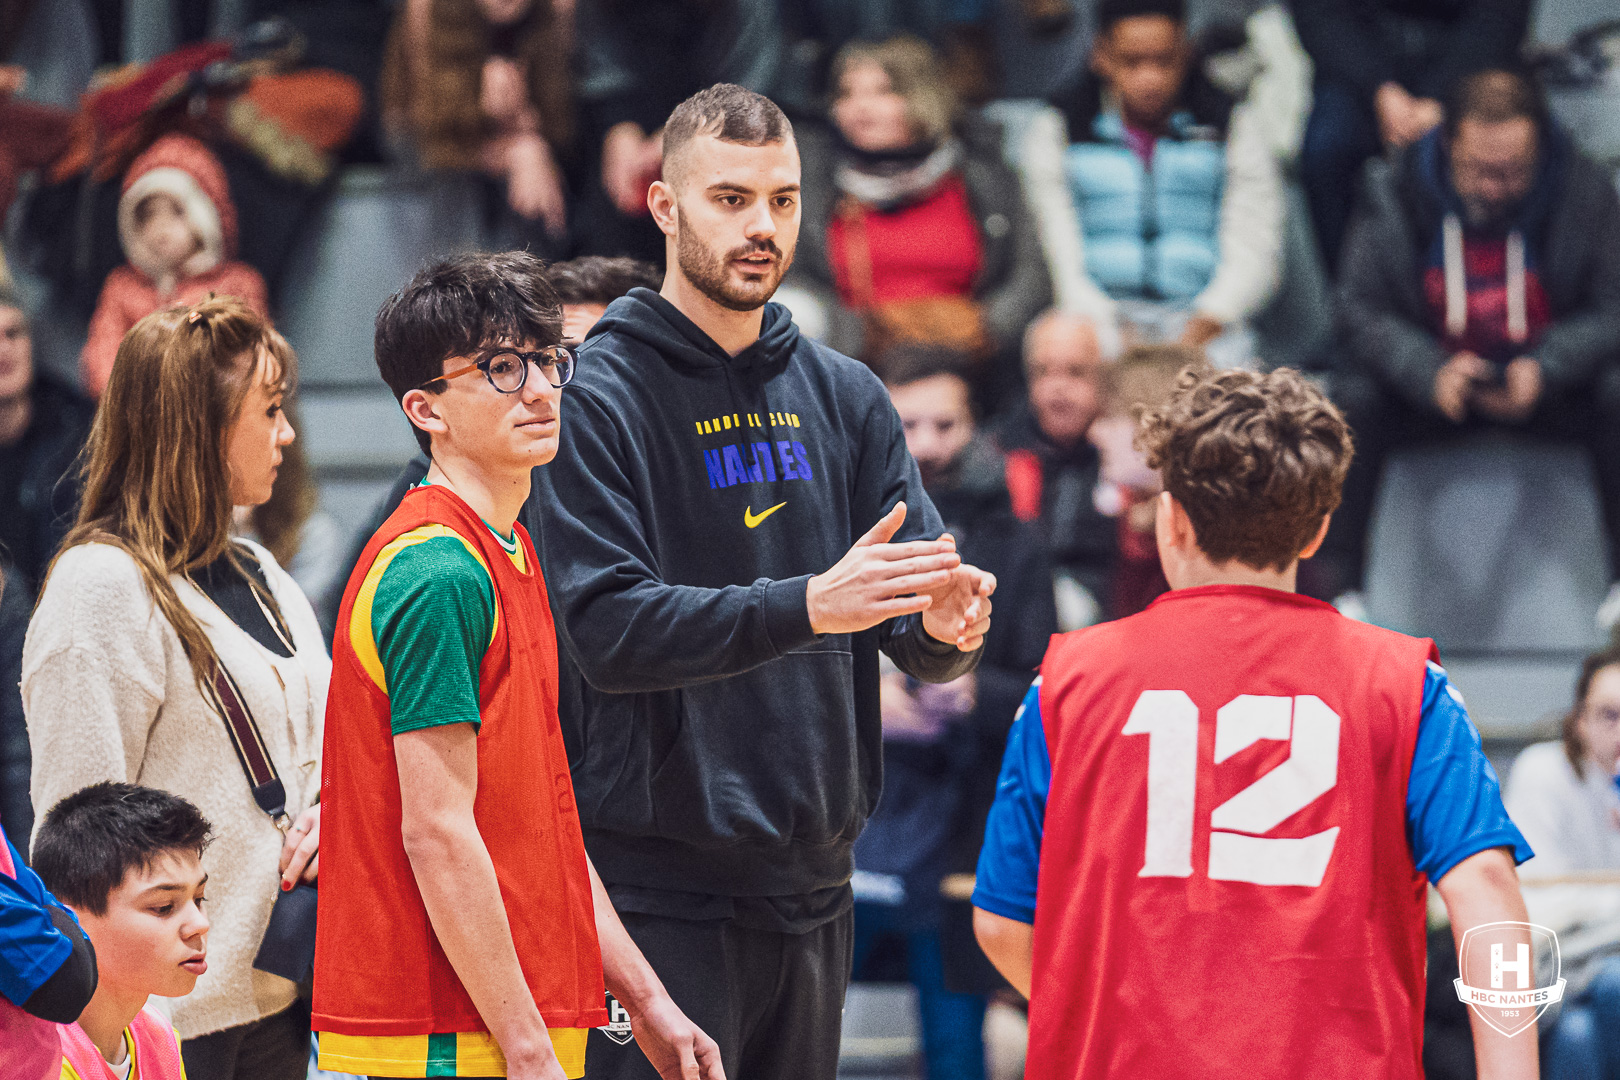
[1364,437,1607,735]
[277,167,486,540]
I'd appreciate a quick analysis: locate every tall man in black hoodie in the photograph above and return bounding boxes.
[529,84,995,1080]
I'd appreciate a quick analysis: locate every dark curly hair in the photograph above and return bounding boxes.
[1137,367,1353,571]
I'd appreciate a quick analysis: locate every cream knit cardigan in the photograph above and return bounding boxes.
[23,539,329,1039]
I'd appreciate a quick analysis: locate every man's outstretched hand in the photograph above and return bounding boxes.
[807,503,962,635]
[629,993,726,1080]
[920,539,995,652]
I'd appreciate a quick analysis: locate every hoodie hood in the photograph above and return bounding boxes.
[1409,124,1568,244]
[1408,126,1568,349]
[588,287,802,382]
[117,134,237,291]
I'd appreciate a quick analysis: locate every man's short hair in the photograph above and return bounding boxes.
[1138,367,1352,571]
[1445,69,1546,139]
[662,84,793,186]
[1107,343,1203,415]
[375,251,563,454]
[1097,0,1186,32]
[546,256,661,307]
[1022,309,1103,369]
[879,343,974,390]
[33,782,212,917]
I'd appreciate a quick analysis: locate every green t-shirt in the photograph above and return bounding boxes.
[347,491,526,735]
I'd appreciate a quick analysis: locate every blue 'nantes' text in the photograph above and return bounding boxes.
[704,440,814,489]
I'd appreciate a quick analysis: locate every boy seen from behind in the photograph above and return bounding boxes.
[33,781,212,1080]
[973,368,1537,1079]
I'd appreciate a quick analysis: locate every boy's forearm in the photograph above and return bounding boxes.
[1436,848,1539,1080]
[586,857,665,1014]
[973,907,1034,1000]
[403,814,557,1069]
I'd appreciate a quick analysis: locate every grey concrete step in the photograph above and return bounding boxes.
[278,168,486,389]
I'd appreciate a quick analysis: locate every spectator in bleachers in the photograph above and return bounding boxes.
[1087,343,1199,618]
[852,346,1054,1080]
[0,64,73,287]
[380,0,573,240]
[548,254,663,343]
[80,134,271,398]
[787,35,1050,394]
[1503,643,1620,1080]
[0,289,93,856]
[993,310,1117,630]
[1020,0,1283,367]
[26,298,329,1080]
[1291,0,1531,274]
[1324,70,1620,614]
[1505,645,1620,875]
[0,290,92,597]
[573,0,784,262]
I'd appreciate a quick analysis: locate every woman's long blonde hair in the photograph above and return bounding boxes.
[832,35,958,145]
[53,295,298,694]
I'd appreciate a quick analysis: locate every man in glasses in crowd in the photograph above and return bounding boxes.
[313,251,723,1080]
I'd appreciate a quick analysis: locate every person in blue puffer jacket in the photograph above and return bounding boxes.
[1021,0,1283,366]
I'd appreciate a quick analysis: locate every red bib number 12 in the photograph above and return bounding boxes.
[1121,691,1341,887]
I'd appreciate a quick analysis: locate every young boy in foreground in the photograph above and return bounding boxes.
[973,368,1537,1079]
[33,781,212,1080]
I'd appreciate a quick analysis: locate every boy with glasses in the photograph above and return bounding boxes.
[314,252,722,1080]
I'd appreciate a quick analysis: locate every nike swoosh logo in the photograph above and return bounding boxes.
[744,501,787,528]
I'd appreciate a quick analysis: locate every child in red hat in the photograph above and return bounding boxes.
[81,134,269,397]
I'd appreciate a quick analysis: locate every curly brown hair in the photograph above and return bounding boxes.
[1138,367,1353,571]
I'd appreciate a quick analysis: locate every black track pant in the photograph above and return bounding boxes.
[586,908,854,1080]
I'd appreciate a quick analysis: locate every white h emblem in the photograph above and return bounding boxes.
[1491,943,1530,990]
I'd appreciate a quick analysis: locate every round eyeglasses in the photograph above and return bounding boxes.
[424,345,576,394]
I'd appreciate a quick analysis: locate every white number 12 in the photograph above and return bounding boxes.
[1121,691,1342,887]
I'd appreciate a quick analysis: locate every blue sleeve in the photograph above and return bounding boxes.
[973,680,1051,924]
[1406,663,1534,882]
[0,834,74,1006]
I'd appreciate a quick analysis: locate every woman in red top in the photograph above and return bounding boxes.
[784,36,1049,408]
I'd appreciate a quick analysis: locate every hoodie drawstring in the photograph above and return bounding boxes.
[1442,212,1528,346]
[1505,229,1527,344]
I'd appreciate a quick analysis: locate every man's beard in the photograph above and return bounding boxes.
[675,209,793,312]
[1461,196,1516,231]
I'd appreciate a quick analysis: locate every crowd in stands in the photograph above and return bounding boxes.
[4,0,1620,1078]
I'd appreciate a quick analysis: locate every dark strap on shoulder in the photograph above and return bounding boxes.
[208,657,290,833]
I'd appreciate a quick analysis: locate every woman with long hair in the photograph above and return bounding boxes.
[1504,644,1620,1080]
[1506,644,1620,876]
[785,34,1050,406]
[23,296,328,1080]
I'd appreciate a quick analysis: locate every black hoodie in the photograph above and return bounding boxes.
[528,288,979,900]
